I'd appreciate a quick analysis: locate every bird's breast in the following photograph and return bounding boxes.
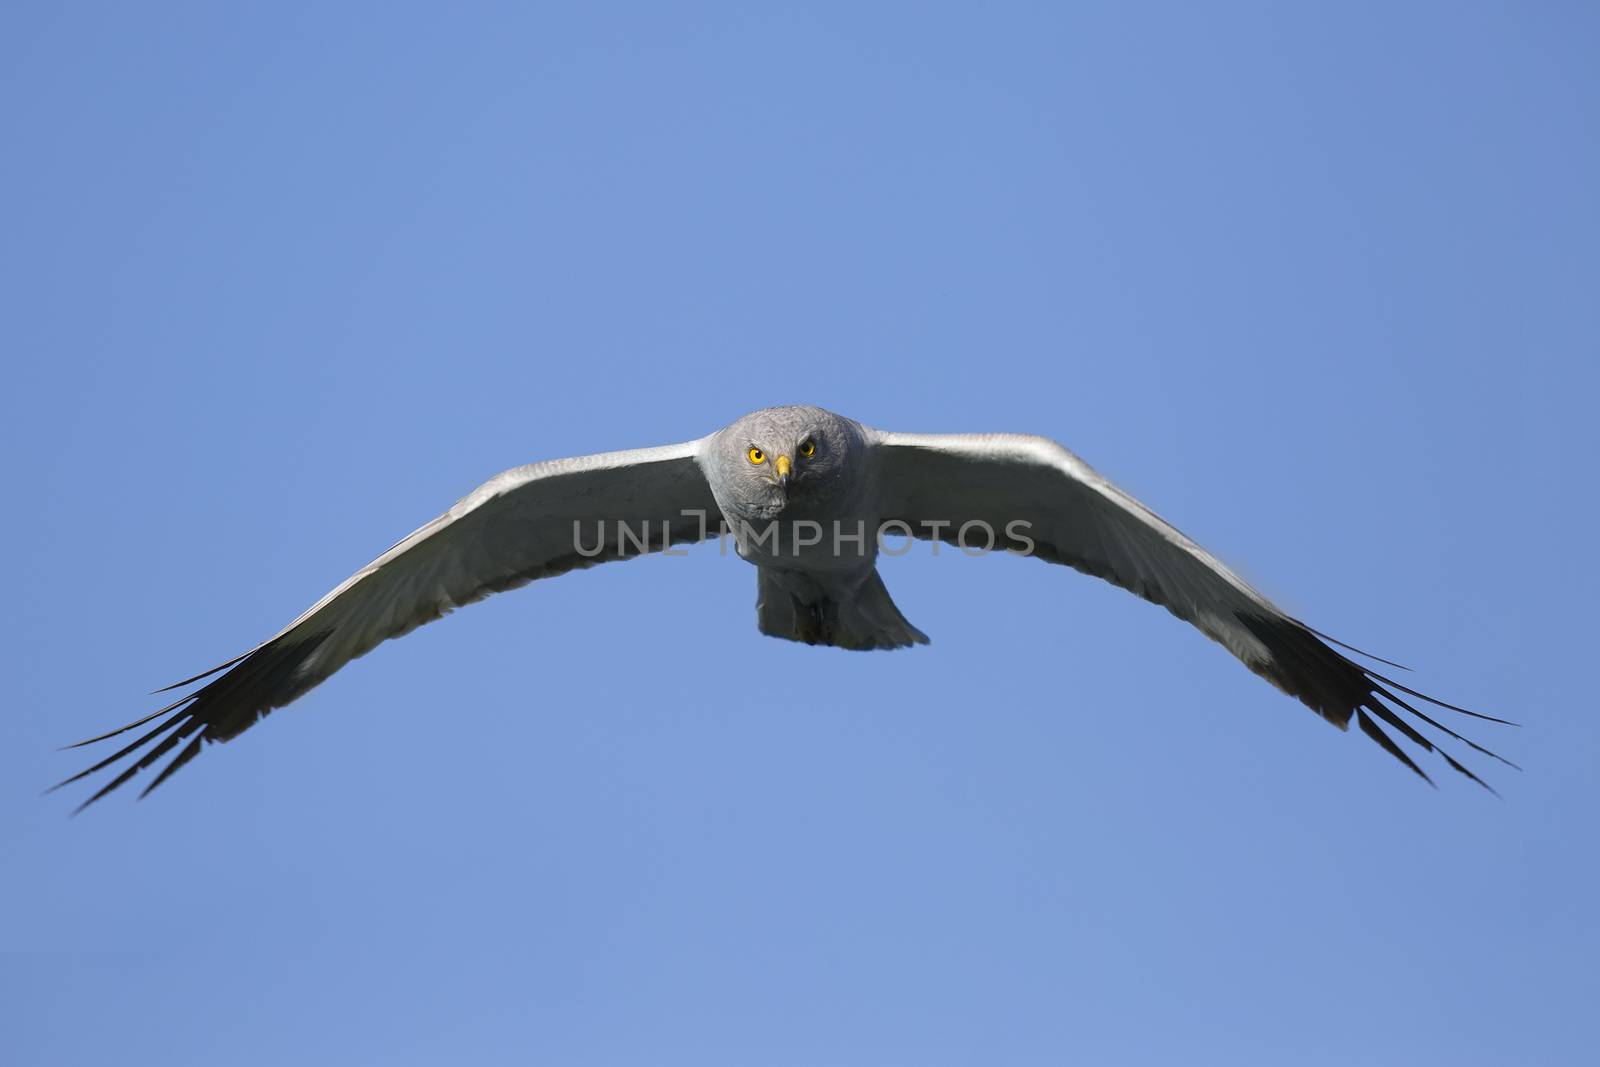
[726,503,881,575]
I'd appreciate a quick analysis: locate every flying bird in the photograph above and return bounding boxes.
[57,405,1513,808]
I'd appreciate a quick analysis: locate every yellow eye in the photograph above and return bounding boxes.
[798,439,816,458]
[748,447,766,465]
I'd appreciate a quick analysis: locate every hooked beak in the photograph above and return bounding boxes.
[775,454,792,490]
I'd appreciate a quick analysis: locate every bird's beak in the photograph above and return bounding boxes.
[775,454,792,490]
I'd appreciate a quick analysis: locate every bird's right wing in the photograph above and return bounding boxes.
[869,429,1515,788]
[58,439,722,808]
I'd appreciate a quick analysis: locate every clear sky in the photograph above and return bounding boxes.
[3,2,1595,1064]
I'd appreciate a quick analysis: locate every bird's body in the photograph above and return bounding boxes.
[708,406,925,650]
[58,405,1514,809]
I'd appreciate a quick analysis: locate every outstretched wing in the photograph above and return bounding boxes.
[869,430,1515,788]
[58,439,721,809]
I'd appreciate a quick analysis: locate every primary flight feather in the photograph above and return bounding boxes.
[56,404,1513,809]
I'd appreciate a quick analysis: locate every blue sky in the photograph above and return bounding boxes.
[3,2,1595,1064]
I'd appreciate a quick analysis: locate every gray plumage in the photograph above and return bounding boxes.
[56,405,1513,809]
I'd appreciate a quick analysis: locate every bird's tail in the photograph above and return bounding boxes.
[757,567,929,651]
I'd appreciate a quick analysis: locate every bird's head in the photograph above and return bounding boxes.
[711,405,861,519]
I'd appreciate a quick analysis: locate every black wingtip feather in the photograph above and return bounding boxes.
[139,734,205,799]
[1294,620,1414,672]
[1357,709,1436,787]
[1237,612,1515,791]
[1367,694,1502,792]
[1439,749,1502,798]
[59,693,197,750]
[58,632,335,811]
[1364,669,1519,726]
[48,707,192,794]
[1369,683,1522,771]
[70,719,199,814]
[150,650,254,695]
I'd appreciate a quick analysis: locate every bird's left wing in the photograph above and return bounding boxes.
[868,430,1514,788]
[58,439,721,809]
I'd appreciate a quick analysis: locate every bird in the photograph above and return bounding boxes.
[55,404,1513,809]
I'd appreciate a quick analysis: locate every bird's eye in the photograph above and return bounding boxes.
[748,447,766,465]
[798,439,816,458]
